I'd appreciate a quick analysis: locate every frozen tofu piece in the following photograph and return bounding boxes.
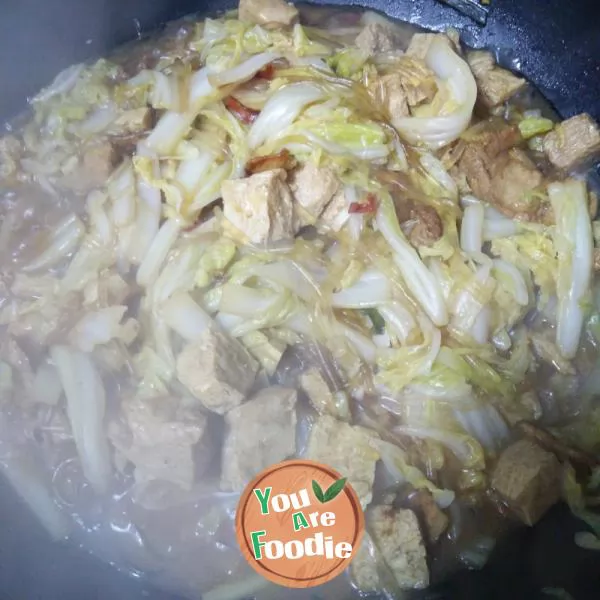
[491,439,561,525]
[318,187,349,233]
[370,505,429,589]
[238,0,298,27]
[60,142,117,193]
[108,395,207,490]
[306,415,379,507]
[289,162,340,228]
[467,50,526,108]
[221,386,297,490]
[376,72,409,126]
[350,533,382,594]
[408,490,449,543]
[355,22,401,56]
[299,367,349,420]
[222,169,295,245]
[543,113,600,172]
[176,328,259,415]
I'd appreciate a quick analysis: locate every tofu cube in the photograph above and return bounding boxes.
[221,386,297,490]
[350,533,381,593]
[543,113,600,172]
[306,415,379,507]
[467,50,526,108]
[176,328,259,415]
[355,23,400,56]
[222,169,295,245]
[491,439,560,525]
[289,162,340,228]
[109,395,207,491]
[370,505,429,589]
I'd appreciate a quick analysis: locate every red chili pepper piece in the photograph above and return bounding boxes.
[224,96,259,124]
[256,64,276,80]
[348,193,377,214]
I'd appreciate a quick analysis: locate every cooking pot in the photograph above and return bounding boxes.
[0,1,599,599]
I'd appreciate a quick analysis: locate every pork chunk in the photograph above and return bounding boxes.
[491,439,560,525]
[369,505,429,589]
[222,169,295,245]
[488,149,545,219]
[405,204,444,248]
[176,328,259,415]
[109,396,208,490]
[458,135,545,222]
[408,490,448,543]
[543,113,600,172]
[467,50,526,109]
[60,142,117,193]
[238,0,298,27]
[306,415,379,507]
[355,22,401,56]
[289,162,340,228]
[221,386,297,490]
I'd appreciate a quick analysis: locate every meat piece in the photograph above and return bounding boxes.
[375,73,410,127]
[238,0,298,27]
[369,505,429,589]
[458,128,546,222]
[405,204,443,248]
[224,97,259,124]
[306,415,379,507]
[221,386,297,490]
[355,22,401,56]
[59,142,117,193]
[109,396,208,490]
[222,169,296,245]
[176,328,259,415]
[408,490,449,543]
[406,32,457,60]
[0,135,21,182]
[543,113,600,172]
[288,162,340,227]
[246,149,297,176]
[517,422,599,469]
[467,51,526,109]
[488,149,545,219]
[490,439,561,525]
[395,57,438,108]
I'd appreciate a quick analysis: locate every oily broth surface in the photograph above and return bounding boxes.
[0,4,598,600]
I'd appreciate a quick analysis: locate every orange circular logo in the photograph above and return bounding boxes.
[235,459,364,588]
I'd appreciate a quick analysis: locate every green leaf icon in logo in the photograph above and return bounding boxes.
[312,477,347,503]
[312,479,325,503]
